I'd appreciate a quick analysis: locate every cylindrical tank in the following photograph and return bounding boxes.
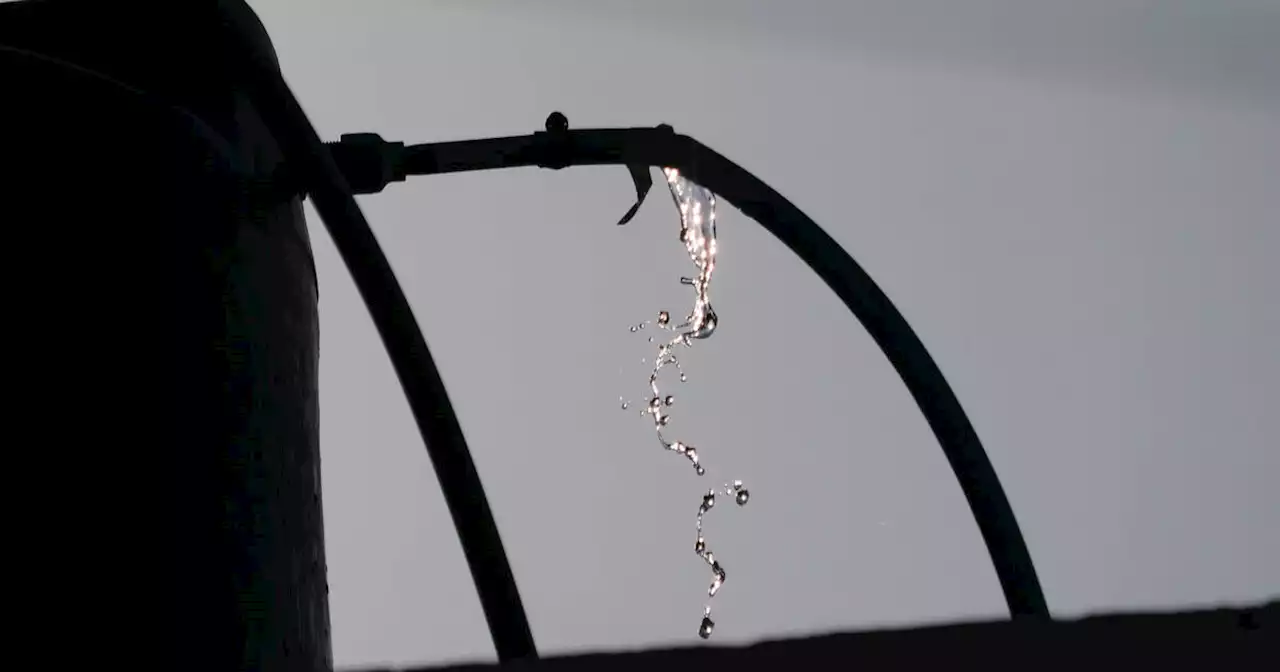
[1,2,331,669]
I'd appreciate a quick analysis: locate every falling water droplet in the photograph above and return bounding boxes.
[658,310,671,326]
[736,489,750,506]
[680,372,688,382]
[621,400,629,410]
[664,395,675,406]
[695,537,706,554]
[694,306,717,339]
[698,615,715,639]
[658,415,670,426]
[709,563,725,596]
[630,326,638,333]
[701,491,716,512]
[649,397,662,411]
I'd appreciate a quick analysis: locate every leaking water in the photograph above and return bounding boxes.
[620,168,749,639]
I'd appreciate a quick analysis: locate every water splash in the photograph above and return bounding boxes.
[621,167,749,639]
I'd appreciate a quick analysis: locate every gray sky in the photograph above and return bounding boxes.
[248,0,1279,668]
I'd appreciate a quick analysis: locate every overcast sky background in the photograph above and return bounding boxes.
[247,1,1279,668]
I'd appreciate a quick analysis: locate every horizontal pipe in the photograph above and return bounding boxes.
[390,122,1050,618]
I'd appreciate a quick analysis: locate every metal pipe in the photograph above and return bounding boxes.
[360,119,1051,619]
[212,1,538,662]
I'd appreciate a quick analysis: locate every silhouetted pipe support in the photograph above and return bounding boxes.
[314,114,1051,620]
[220,18,539,664]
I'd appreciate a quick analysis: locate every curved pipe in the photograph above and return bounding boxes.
[399,122,1051,619]
[215,12,539,663]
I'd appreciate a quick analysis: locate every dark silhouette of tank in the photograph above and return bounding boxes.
[2,3,328,670]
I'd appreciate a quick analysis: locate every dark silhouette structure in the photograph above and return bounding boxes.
[1,1,1271,670]
[359,601,1274,671]
[2,2,329,670]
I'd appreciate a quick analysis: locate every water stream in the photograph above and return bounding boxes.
[621,168,748,639]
